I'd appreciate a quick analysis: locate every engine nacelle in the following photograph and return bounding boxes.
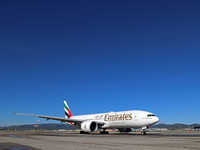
[81,121,98,132]
[118,128,132,132]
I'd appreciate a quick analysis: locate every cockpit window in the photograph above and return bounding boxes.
[147,114,155,117]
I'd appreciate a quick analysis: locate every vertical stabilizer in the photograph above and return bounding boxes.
[64,101,73,118]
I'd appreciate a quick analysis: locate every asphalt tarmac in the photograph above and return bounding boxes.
[0,131,200,150]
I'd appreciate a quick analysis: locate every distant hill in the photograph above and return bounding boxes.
[0,123,77,130]
[151,123,200,130]
[1,123,200,130]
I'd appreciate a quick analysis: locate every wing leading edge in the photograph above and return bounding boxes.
[13,112,105,125]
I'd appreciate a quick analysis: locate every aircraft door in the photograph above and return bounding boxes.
[134,113,138,121]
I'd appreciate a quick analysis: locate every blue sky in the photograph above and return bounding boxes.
[0,0,200,126]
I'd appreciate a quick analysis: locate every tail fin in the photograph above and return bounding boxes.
[64,101,73,118]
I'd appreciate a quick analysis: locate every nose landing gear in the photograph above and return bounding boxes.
[141,126,148,135]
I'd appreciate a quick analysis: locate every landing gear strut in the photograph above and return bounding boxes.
[100,129,109,134]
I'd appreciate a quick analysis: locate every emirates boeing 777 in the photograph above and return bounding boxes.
[14,101,159,135]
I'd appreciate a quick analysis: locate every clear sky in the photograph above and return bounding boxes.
[0,0,200,126]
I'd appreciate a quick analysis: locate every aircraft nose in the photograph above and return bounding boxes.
[155,116,159,123]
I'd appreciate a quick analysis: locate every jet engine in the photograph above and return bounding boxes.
[81,121,98,132]
[118,128,132,132]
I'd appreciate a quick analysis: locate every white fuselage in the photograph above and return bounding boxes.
[70,110,159,129]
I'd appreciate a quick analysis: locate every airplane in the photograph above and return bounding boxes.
[14,101,159,135]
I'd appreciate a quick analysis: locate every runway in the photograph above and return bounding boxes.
[0,131,200,150]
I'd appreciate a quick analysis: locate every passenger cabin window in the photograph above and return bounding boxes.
[147,114,155,117]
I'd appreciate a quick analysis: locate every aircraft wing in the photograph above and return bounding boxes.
[13,112,83,124]
[13,112,105,125]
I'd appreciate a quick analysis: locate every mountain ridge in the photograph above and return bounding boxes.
[1,123,200,130]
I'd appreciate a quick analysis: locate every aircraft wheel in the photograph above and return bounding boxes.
[80,131,89,134]
[141,132,146,135]
[100,131,109,134]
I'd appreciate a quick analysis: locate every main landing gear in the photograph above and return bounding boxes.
[80,131,89,134]
[100,129,109,134]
